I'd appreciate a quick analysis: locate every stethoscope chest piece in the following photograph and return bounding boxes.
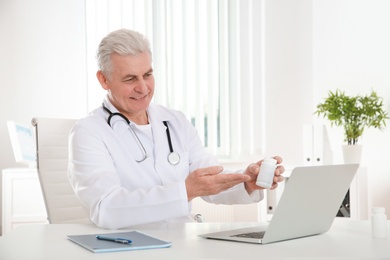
[168,152,180,165]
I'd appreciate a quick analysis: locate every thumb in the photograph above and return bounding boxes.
[246,163,260,175]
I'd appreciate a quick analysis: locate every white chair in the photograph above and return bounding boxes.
[32,117,90,224]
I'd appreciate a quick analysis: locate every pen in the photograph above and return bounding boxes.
[96,235,132,244]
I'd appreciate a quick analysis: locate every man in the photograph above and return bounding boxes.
[68,29,284,229]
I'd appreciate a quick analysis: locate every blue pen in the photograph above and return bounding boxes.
[96,235,132,244]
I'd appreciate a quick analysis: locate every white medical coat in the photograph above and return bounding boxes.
[68,97,263,229]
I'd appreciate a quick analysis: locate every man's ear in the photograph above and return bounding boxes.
[96,70,110,90]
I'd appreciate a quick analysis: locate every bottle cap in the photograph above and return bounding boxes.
[372,207,385,213]
[263,157,277,164]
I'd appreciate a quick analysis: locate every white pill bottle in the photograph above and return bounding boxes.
[371,207,388,239]
[256,158,277,189]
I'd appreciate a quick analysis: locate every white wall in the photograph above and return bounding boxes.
[312,0,390,213]
[263,0,390,216]
[0,0,88,233]
[0,0,88,171]
[264,0,314,166]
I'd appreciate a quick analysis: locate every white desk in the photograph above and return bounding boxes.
[0,219,389,259]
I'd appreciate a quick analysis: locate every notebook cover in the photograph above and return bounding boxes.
[67,230,172,253]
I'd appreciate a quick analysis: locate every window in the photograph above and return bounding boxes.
[86,0,265,159]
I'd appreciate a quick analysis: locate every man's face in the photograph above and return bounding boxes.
[98,51,155,121]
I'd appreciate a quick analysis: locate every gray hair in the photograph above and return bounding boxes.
[96,29,152,77]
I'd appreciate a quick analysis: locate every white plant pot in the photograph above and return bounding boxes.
[342,144,362,164]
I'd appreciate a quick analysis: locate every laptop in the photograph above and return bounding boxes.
[199,164,359,244]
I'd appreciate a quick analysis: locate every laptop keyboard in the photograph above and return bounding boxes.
[231,231,266,239]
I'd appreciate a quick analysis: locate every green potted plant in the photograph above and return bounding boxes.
[315,89,388,163]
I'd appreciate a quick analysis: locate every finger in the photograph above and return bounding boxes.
[272,156,283,165]
[270,182,279,190]
[275,165,285,176]
[217,173,250,185]
[199,165,224,176]
[273,175,285,183]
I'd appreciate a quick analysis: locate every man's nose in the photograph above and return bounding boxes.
[135,79,148,92]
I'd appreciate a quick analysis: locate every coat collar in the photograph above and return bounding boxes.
[101,96,177,131]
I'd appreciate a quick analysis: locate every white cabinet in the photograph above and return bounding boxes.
[1,168,48,235]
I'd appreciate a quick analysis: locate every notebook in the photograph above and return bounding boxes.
[200,164,359,244]
[67,230,172,253]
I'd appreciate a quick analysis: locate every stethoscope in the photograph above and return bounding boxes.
[102,104,181,165]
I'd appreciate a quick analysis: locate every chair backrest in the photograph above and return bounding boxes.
[32,117,90,224]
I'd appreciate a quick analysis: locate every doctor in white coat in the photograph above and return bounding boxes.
[68,29,285,230]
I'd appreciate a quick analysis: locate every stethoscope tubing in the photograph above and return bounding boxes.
[102,104,180,165]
